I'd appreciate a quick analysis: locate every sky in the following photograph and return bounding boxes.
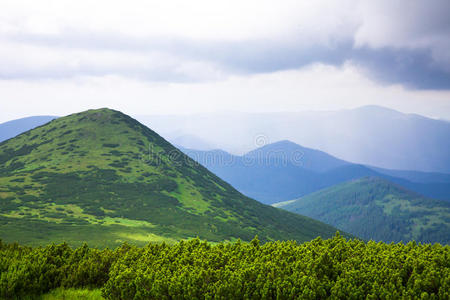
[1,0,450,122]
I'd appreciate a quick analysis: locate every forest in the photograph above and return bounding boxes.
[1,234,448,299]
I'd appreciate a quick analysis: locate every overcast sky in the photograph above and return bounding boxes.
[1,0,450,122]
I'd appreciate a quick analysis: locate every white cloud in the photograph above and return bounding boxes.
[0,0,449,121]
[1,0,449,81]
[0,39,225,81]
[0,0,358,41]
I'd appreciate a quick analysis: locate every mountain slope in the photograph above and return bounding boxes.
[274,177,450,244]
[181,144,329,203]
[182,142,450,204]
[0,116,57,142]
[0,108,340,247]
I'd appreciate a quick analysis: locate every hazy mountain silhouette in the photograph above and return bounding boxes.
[0,116,57,142]
[182,141,450,204]
[138,106,450,173]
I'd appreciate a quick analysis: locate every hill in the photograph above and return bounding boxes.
[182,142,450,204]
[0,108,340,247]
[274,177,450,244]
[0,116,57,142]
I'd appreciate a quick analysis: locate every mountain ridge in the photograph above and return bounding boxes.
[182,142,450,203]
[136,105,450,172]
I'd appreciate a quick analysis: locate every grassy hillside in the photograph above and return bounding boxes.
[275,177,450,244]
[0,108,339,247]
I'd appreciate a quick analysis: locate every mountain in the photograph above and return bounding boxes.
[182,141,450,204]
[368,166,450,184]
[318,106,450,172]
[181,141,354,203]
[137,106,450,173]
[274,177,450,244]
[0,116,57,142]
[181,144,325,203]
[244,140,349,172]
[0,108,340,247]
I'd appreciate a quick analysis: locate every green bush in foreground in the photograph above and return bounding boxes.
[0,234,449,299]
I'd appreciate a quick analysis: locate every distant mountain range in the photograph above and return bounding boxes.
[274,177,450,244]
[0,108,340,247]
[2,114,449,204]
[4,106,450,173]
[0,116,57,142]
[181,140,450,204]
[136,105,450,173]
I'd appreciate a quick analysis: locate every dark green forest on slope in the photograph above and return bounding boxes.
[0,108,339,247]
[275,177,450,244]
[1,236,449,299]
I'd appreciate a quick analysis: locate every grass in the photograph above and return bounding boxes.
[175,181,210,213]
[41,288,103,300]
[115,231,179,243]
[101,216,155,227]
[0,215,180,248]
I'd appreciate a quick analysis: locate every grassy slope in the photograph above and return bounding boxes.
[0,108,339,247]
[276,177,450,244]
[40,289,103,300]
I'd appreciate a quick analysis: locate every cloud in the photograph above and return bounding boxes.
[355,0,450,68]
[1,63,449,123]
[0,0,357,41]
[0,37,227,82]
[0,0,449,90]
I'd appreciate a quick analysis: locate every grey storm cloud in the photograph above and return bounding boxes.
[0,0,449,89]
[2,31,450,90]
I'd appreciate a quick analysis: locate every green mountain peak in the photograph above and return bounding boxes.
[0,108,339,247]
